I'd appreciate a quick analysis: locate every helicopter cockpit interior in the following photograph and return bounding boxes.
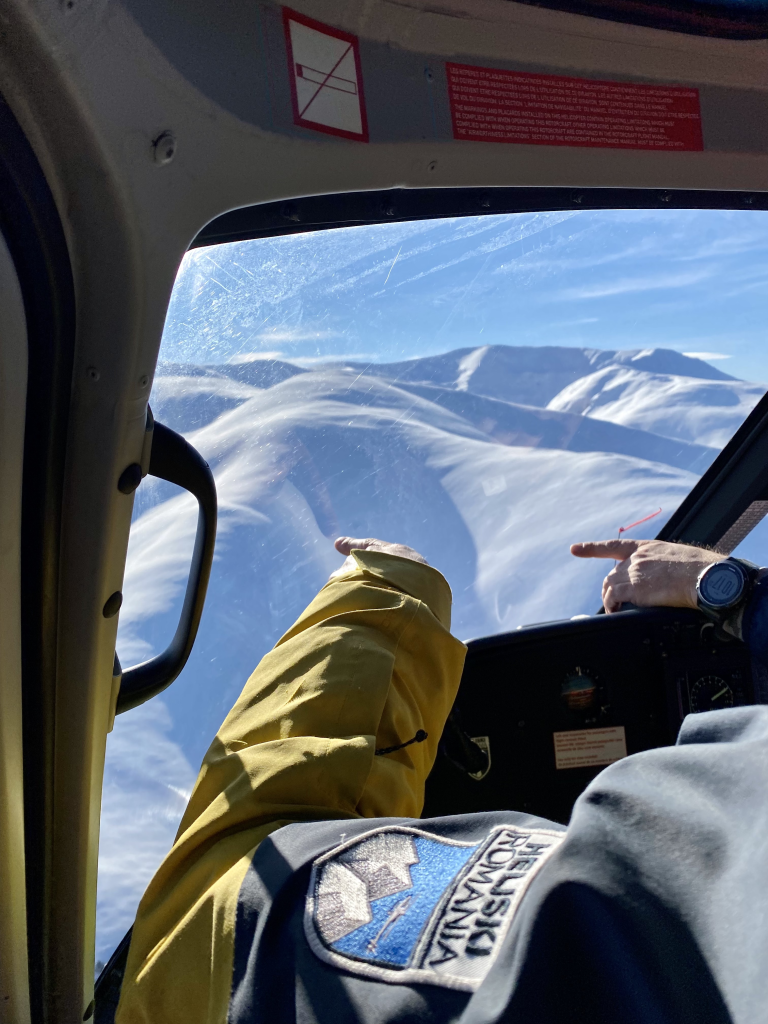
[3,1,768,1021]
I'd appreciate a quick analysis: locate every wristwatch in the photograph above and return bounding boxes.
[696,557,760,622]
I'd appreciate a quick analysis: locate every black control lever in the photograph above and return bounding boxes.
[115,419,217,715]
[439,708,490,779]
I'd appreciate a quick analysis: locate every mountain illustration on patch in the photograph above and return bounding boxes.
[315,833,422,944]
[312,829,478,968]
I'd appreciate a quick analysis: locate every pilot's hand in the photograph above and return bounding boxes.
[329,536,429,580]
[570,539,722,614]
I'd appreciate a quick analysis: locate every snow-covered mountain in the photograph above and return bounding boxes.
[340,344,735,408]
[149,343,760,449]
[547,365,763,448]
[98,344,763,962]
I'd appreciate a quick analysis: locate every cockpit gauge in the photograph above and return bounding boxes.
[689,675,734,714]
[561,667,598,712]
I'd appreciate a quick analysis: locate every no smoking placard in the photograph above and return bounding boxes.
[283,8,368,142]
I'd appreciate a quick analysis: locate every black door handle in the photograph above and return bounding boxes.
[115,419,217,715]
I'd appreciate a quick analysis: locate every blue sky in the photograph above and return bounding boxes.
[161,209,768,383]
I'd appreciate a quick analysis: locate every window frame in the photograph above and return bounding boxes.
[506,0,768,40]
[193,187,768,249]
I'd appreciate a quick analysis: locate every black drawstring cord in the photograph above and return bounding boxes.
[375,729,428,756]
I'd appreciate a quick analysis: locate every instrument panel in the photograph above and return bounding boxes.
[424,608,762,825]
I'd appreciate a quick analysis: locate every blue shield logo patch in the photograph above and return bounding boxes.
[304,824,564,990]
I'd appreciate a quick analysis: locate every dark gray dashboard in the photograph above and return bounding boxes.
[424,607,763,825]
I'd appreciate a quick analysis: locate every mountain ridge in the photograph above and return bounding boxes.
[151,345,751,454]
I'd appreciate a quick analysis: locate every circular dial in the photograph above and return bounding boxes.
[561,667,598,712]
[689,675,734,714]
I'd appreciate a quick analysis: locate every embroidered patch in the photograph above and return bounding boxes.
[304,824,565,990]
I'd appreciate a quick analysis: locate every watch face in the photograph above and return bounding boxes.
[699,561,745,609]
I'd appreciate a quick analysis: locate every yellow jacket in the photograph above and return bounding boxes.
[116,549,467,1024]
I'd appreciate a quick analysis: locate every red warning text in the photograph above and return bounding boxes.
[446,63,703,152]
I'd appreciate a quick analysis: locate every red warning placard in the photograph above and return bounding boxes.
[446,63,703,151]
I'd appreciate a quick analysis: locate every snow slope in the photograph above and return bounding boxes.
[547,365,764,448]
[123,366,706,662]
[98,344,763,962]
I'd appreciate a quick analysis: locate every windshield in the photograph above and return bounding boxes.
[95,207,768,969]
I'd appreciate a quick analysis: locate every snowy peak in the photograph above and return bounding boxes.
[604,348,734,380]
[547,365,762,448]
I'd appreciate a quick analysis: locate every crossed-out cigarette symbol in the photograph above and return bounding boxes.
[296,43,357,119]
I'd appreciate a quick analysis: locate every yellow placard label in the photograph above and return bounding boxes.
[553,726,627,770]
